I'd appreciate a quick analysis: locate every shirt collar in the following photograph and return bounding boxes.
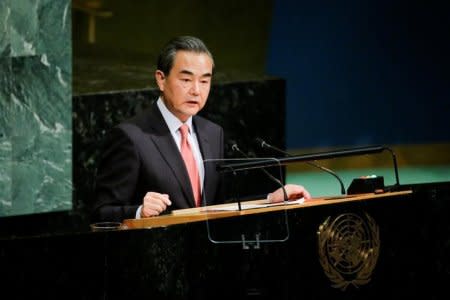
[157,97,193,135]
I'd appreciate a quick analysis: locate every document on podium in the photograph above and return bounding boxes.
[206,198,305,212]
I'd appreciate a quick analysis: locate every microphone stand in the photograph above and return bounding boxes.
[256,138,346,195]
[219,145,401,191]
[231,143,288,202]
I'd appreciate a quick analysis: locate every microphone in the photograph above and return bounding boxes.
[255,138,346,195]
[229,140,288,202]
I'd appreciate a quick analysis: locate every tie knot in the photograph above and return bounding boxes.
[179,124,189,137]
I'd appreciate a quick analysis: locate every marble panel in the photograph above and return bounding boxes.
[0,0,71,217]
[8,55,72,215]
[0,0,11,57]
[0,57,12,215]
[0,57,12,134]
[36,0,71,71]
[9,0,39,57]
[0,137,12,215]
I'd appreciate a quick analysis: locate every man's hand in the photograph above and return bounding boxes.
[268,184,311,203]
[141,192,172,217]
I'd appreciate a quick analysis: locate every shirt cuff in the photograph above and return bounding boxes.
[135,205,143,219]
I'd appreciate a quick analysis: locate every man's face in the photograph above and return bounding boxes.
[155,50,213,122]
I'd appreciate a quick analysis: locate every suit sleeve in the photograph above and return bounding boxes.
[91,127,141,222]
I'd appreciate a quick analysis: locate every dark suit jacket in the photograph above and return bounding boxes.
[93,101,224,222]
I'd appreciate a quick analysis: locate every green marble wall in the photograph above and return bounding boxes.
[0,0,72,217]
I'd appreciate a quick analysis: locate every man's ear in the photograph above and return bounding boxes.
[155,70,165,91]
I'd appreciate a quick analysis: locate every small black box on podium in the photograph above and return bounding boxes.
[347,175,385,195]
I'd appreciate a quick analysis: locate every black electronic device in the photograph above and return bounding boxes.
[347,175,385,195]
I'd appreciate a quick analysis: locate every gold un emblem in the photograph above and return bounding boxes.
[317,212,380,291]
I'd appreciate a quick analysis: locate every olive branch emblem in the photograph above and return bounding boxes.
[317,213,380,291]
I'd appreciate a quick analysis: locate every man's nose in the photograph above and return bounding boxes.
[189,81,200,95]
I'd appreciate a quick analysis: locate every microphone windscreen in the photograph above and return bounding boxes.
[254,137,266,148]
[226,140,243,154]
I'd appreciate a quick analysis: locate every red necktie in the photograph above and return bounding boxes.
[179,124,201,207]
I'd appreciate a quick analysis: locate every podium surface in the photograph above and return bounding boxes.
[0,183,448,300]
[123,190,411,229]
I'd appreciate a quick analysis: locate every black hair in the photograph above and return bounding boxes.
[156,36,214,75]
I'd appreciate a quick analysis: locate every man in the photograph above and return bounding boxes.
[93,36,310,222]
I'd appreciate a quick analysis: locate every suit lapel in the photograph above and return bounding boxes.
[144,103,196,207]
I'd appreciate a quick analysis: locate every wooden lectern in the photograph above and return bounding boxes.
[1,185,449,300]
[107,190,419,299]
